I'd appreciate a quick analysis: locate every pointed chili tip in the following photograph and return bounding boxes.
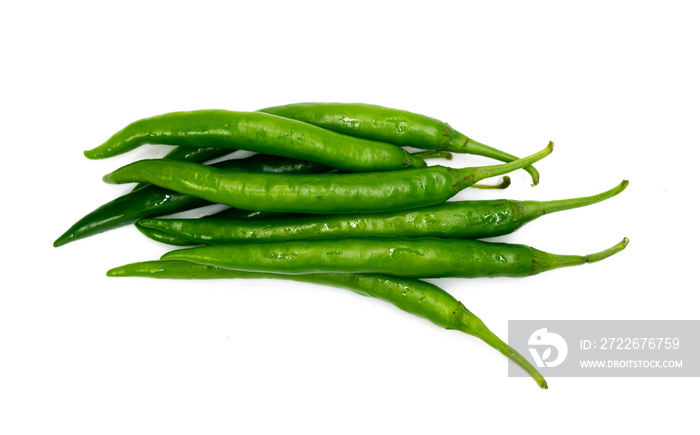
[53,230,76,247]
[84,149,100,160]
[541,379,549,390]
[102,172,117,184]
[137,218,157,228]
[106,267,122,277]
[160,250,176,261]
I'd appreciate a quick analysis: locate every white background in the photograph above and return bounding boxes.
[1,1,698,433]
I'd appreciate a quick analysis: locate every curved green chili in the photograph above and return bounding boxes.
[134,207,301,246]
[53,154,330,247]
[261,102,541,185]
[102,143,553,215]
[132,146,236,191]
[138,181,627,245]
[83,110,427,172]
[160,236,628,278]
[106,259,548,389]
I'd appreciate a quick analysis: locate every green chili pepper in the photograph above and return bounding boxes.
[133,176,514,247]
[134,207,301,246]
[159,236,628,278]
[102,143,552,215]
[261,102,541,185]
[134,222,197,246]
[106,259,548,389]
[57,147,462,248]
[83,110,428,172]
[138,180,627,245]
[131,146,236,191]
[53,154,330,247]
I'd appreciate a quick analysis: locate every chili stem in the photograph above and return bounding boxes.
[532,238,629,275]
[516,180,629,226]
[463,137,542,186]
[472,176,511,190]
[453,142,553,191]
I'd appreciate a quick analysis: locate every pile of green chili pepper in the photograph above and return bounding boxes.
[56,102,630,390]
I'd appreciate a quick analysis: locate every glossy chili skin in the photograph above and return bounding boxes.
[102,143,552,215]
[260,102,540,185]
[83,110,427,172]
[138,180,628,245]
[134,222,196,246]
[106,260,548,389]
[160,236,628,278]
[262,103,454,149]
[140,200,520,244]
[53,155,330,247]
[134,208,297,246]
[161,237,533,278]
[130,146,235,191]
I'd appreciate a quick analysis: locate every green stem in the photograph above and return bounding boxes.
[515,180,629,227]
[472,176,511,190]
[463,138,542,186]
[452,142,553,192]
[532,238,629,275]
[414,150,510,188]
